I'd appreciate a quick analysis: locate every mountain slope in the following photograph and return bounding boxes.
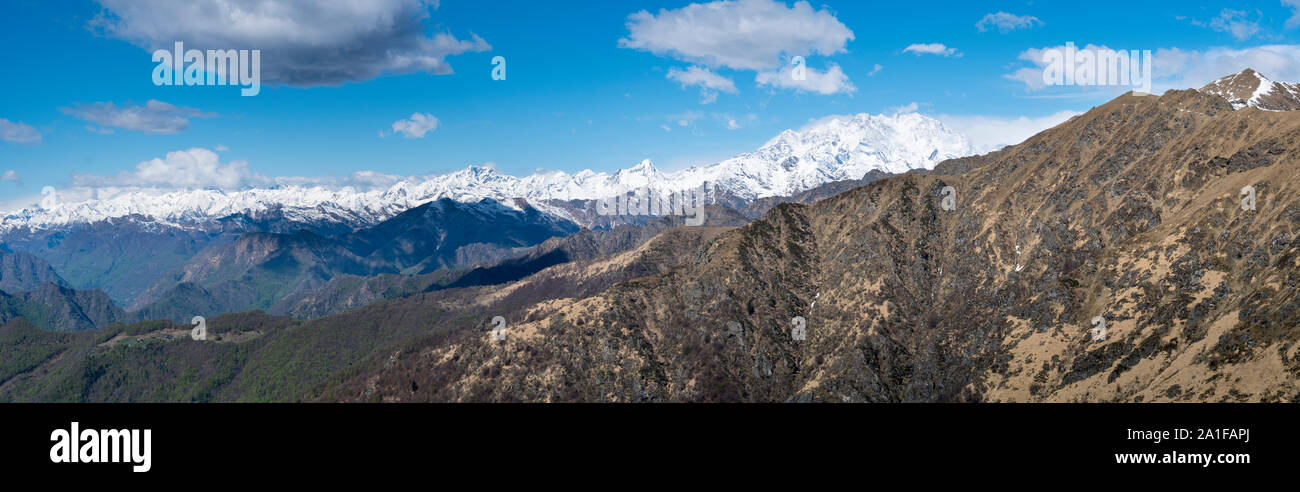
[0,251,69,294]
[0,283,125,332]
[0,222,736,402]
[328,88,1300,402]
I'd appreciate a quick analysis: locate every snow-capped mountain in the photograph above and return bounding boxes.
[670,112,972,200]
[1,112,974,231]
[1200,69,1300,111]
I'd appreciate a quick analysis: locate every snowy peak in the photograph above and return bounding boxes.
[1200,69,1300,111]
[688,112,973,199]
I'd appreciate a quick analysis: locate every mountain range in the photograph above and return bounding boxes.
[0,111,971,311]
[2,112,972,232]
[2,69,1299,402]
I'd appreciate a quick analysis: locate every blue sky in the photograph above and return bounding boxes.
[3,0,1300,209]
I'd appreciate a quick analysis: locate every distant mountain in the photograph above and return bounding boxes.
[0,283,125,332]
[672,113,971,201]
[1200,68,1300,111]
[0,214,340,305]
[132,198,578,321]
[342,198,579,274]
[0,251,69,294]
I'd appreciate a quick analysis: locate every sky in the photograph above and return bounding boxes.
[3,0,1300,210]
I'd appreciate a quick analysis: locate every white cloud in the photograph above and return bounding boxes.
[937,110,1083,153]
[1151,44,1300,91]
[868,64,883,76]
[619,0,854,71]
[1002,44,1117,92]
[214,144,229,151]
[0,118,42,144]
[889,102,921,114]
[89,0,490,86]
[1,170,20,183]
[1287,0,1300,29]
[72,148,270,189]
[1002,44,1300,94]
[667,66,738,104]
[61,100,214,134]
[620,0,855,97]
[273,170,405,190]
[671,110,705,127]
[976,12,1044,33]
[716,113,757,130]
[383,112,440,139]
[903,43,961,57]
[755,63,855,95]
[659,110,754,131]
[1209,9,1262,40]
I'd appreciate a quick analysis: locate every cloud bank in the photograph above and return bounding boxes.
[90,0,491,86]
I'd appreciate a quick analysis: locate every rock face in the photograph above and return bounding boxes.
[1200,69,1300,111]
[335,89,1300,402]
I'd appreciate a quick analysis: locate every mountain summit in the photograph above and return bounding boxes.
[1199,68,1300,111]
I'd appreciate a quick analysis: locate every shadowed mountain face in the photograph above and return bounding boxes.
[0,252,122,332]
[0,213,359,307]
[132,199,579,322]
[0,251,69,294]
[331,89,1300,402]
[274,205,751,319]
[341,198,580,274]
